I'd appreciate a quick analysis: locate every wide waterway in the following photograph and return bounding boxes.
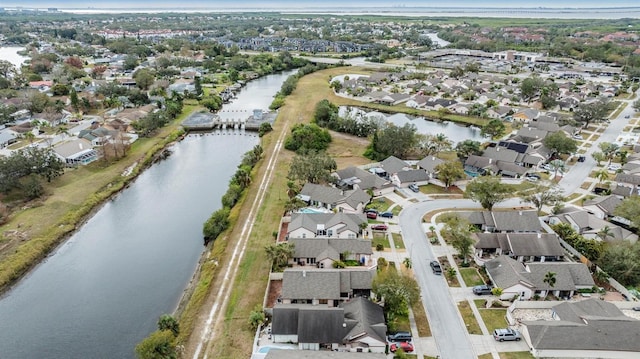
[0,70,297,359]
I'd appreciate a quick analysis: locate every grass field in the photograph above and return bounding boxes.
[392,233,405,250]
[372,232,391,249]
[460,267,485,287]
[411,300,432,337]
[458,301,482,335]
[478,309,508,333]
[420,184,464,195]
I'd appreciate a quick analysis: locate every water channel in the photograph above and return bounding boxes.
[0,70,296,359]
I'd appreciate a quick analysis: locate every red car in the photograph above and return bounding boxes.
[390,342,414,353]
[371,224,388,231]
[366,212,378,219]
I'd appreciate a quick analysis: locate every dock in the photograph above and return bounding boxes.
[181,109,277,131]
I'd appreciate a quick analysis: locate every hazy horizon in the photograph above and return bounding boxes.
[4,1,640,9]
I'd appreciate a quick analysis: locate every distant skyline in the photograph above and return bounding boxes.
[4,0,640,9]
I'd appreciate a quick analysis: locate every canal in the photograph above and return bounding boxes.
[0,70,297,359]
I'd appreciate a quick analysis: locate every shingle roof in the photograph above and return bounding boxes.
[282,268,374,300]
[300,183,345,205]
[334,166,390,191]
[417,156,445,173]
[289,238,372,261]
[53,138,95,158]
[485,255,534,289]
[616,173,640,186]
[380,156,409,174]
[341,297,387,343]
[474,233,564,257]
[490,210,541,232]
[288,213,367,237]
[396,169,429,183]
[483,146,519,162]
[583,195,622,216]
[524,299,640,352]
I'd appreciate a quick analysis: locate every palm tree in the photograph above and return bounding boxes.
[403,257,412,269]
[593,169,610,186]
[265,243,295,271]
[433,133,453,152]
[549,159,566,181]
[543,271,557,300]
[597,226,614,241]
[23,131,36,145]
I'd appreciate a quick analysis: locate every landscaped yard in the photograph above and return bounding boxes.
[410,300,432,337]
[458,301,482,335]
[391,205,403,216]
[372,232,390,249]
[392,233,405,249]
[499,352,536,359]
[460,267,485,287]
[419,184,464,195]
[478,308,508,333]
[365,197,393,212]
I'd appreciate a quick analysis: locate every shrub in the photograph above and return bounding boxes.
[376,243,384,251]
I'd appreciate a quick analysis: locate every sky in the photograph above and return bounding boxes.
[4,1,640,9]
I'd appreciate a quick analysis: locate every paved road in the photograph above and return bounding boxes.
[559,89,640,195]
[398,198,521,359]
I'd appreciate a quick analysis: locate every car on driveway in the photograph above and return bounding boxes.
[379,211,394,218]
[371,224,388,231]
[387,331,412,342]
[473,285,493,295]
[430,261,442,275]
[390,342,414,353]
[493,328,521,342]
[608,164,622,172]
[366,212,378,219]
[364,208,378,214]
[408,183,420,193]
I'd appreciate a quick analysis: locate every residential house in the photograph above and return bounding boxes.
[515,127,548,143]
[485,255,595,300]
[271,297,387,353]
[288,237,373,268]
[417,156,445,177]
[549,207,638,244]
[298,183,371,213]
[583,195,622,220]
[615,173,640,193]
[287,213,367,240]
[53,138,99,166]
[521,299,640,358]
[280,268,375,306]
[379,156,410,177]
[474,233,564,263]
[0,128,18,148]
[512,108,539,122]
[394,169,430,187]
[333,166,394,196]
[462,210,541,233]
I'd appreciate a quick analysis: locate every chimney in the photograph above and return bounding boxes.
[303,270,306,277]
[489,158,492,164]
[537,232,541,238]
[519,211,523,216]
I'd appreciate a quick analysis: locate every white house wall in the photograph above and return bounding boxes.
[273,334,298,343]
[501,283,533,300]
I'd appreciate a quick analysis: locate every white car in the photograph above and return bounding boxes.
[608,164,621,171]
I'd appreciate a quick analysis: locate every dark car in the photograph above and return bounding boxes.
[371,224,388,231]
[577,155,586,162]
[387,331,412,342]
[473,285,493,295]
[379,211,394,218]
[364,208,378,214]
[366,212,378,219]
[430,261,442,275]
[390,342,414,353]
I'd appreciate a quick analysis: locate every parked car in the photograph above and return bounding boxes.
[608,164,621,171]
[387,331,412,342]
[430,261,442,275]
[390,342,414,353]
[366,212,378,219]
[572,134,583,140]
[473,285,493,295]
[525,176,538,182]
[625,115,630,119]
[493,328,521,342]
[577,155,586,162]
[379,211,394,218]
[364,208,378,214]
[526,173,541,180]
[408,183,420,193]
[371,224,388,231]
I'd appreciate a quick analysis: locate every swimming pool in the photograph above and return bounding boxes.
[297,207,330,214]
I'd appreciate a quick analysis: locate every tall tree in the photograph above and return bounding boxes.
[265,243,295,272]
[520,184,564,213]
[543,132,577,156]
[465,176,509,211]
[434,161,465,190]
[599,242,640,286]
[455,139,482,160]
[135,330,176,359]
[614,196,640,228]
[287,150,337,185]
[157,315,179,337]
[441,215,474,265]
[599,142,620,165]
[543,271,557,300]
[548,159,566,181]
[573,99,613,128]
[480,119,506,139]
[372,267,419,326]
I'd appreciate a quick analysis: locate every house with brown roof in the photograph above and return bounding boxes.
[288,237,373,269]
[280,268,375,306]
[549,207,638,244]
[474,232,564,263]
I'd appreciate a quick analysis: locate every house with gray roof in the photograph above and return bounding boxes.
[288,237,373,269]
[393,169,430,187]
[417,156,445,176]
[53,138,99,166]
[515,127,548,143]
[333,166,394,196]
[271,297,386,353]
[264,350,386,359]
[379,156,409,176]
[0,128,18,148]
[474,233,564,263]
[287,213,367,240]
[462,210,541,233]
[521,299,640,358]
[583,195,622,219]
[549,207,637,244]
[615,173,640,188]
[280,268,375,306]
[298,183,371,213]
[485,255,595,300]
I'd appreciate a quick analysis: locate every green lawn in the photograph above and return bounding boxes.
[479,309,508,333]
[392,233,405,249]
[460,267,485,287]
[391,205,403,216]
[410,300,432,337]
[458,301,482,335]
[474,299,486,308]
[419,184,464,195]
[372,232,390,249]
[366,197,393,212]
[499,352,536,359]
